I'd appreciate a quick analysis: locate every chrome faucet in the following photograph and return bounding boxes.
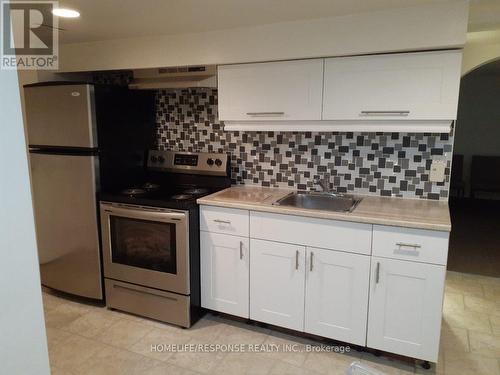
[313,176,343,196]
[314,177,331,193]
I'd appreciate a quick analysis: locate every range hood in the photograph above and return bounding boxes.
[129,65,217,89]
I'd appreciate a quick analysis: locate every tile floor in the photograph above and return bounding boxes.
[43,271,500,375]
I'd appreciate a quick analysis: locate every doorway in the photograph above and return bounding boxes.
[448,59,500,277]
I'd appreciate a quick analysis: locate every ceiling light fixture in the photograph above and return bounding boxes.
[52,8,80,18]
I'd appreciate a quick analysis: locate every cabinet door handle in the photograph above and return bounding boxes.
[310,252,314,272]
[360,110,410,116]
[295,250,299,270]
[246,112,285,116]
[239,241,243,260]
[396,242,422,249]
[213,219,231,224]
[375,262,380,284]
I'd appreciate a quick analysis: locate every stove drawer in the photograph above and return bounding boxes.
[105,279,190,327]
[200,205,249,237]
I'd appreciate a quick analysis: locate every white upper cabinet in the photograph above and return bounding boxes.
[218,59,323,122]
[218,50,462,132]
[322,50,462,122]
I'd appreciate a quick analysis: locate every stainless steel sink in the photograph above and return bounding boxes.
[273,191,362,213]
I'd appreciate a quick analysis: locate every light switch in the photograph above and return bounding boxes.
[429,160,446,183]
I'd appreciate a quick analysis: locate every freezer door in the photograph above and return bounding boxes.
[24,84,97,148]
[30,152,102,299]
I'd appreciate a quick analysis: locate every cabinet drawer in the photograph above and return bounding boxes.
[105,279,190,327]
[372,225,449,265]
[200,205,249,237]
[250,211,372,255]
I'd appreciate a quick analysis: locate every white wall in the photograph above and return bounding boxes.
[0,69,51,375]
[58,1,468,72]
[454,63,500,197]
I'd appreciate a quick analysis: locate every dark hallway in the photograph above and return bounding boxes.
[448,198,500,277]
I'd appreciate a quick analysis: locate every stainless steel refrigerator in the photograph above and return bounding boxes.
[25,83,103,299]
[24,82,155,300]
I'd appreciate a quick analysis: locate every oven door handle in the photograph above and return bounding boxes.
[102,204,186,221]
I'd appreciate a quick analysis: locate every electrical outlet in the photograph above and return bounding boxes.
[429,160,446,183]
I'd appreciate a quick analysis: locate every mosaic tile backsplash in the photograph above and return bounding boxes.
[91,73,452,200]
[155,88,453,200]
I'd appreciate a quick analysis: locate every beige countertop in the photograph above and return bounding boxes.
[197,186,451,232]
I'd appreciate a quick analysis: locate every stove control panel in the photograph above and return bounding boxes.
[148,150,229,176]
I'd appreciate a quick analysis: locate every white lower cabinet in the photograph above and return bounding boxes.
[304,247,370,345]
[367,257,445,362]
[250,239,306,331]
[199,205,448,363]
[200,231,249,318]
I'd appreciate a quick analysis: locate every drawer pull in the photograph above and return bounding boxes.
[375,262,380,284]
[213,219,231,225]
[310,252,314,272]
[246,112,285,116]
[360,110,410,116]
[396,242,422,249]
[295,250,299,270]
[239,241,243,260]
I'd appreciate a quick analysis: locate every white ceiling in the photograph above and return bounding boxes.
[39,0,500,44]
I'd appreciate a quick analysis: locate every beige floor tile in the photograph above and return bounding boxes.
[49,334,107,372]
[74,344,162,375]
[445,279,485,297]
[446,271,464,282]
[360,353,416,375]
[484,284,500,300]
[415,351,444,374]
[462,274,500,287]
[491,315,500,336]
[148,362,204,375]
[442,308,492,334]
[302,350,361,375]
[95,318,154,349]
[214,321,269,346]
[269,359,321,375]
[45,327,73,349]
[442,292,465,314]
[464,295,500,316]
[165,337,227,374]
[260,333,311,367]
[50,365,77,375]
[129,325,192,361]
[188,316,228,342]
[444,352,500,375]
[44,303,89,330]
[63,308,122,338]
[271,360,321,375]
[210,352,278,375]
[469,331,500,358]
[42,292,65,311]
[439,323,470,353]
[42,271,500,375]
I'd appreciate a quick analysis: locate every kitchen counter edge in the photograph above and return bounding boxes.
[197,187,451,232]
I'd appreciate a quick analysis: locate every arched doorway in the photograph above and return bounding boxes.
[448,58,500,276]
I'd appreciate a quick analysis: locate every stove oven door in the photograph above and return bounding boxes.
[100,202,189,295]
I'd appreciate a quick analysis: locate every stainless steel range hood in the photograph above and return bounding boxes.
[129,65,217,89]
